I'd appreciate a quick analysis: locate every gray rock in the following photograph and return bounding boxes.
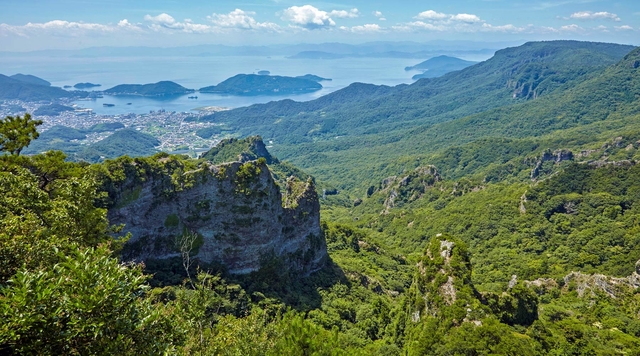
[108,159,327,276]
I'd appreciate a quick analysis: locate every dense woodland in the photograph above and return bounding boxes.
[2,41,640,354]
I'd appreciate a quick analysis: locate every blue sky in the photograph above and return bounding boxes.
[1,0,639,51]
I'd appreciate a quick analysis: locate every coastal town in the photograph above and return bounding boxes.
[0,98,229,156]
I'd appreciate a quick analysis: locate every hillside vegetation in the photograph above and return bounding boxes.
[104,81,195,96]
[3,40,640,354]
[200,74,323,96]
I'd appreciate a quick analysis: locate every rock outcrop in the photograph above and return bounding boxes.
[106,155,327,275]
[530,149,574,179]
[370,166,440,212]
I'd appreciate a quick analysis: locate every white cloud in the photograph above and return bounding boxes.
[144,13,211,33]
[0,19,143,37]
[451,14,482,23]
[330,8,359,19]
[615,25,634,31]
[144,13,175,26]
[281,5,336,29]
[399,10,541,34]
[560,24,584,32]
[394,21,446,32]
[401,10,487,32]
[569,11,620,21]
[348,23,382,33]
[416,10,449,21]
[415,10,482,23]
[481,23,528,33]
[208,9,280,31]
[373,11,386,21]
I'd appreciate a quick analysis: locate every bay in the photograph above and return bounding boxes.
[0,55,422,114]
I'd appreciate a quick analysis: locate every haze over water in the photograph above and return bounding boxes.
[0,55,437,114]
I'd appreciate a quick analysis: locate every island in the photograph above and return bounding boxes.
[295,74,332,82]
[287,51,346,60]
[405,55,477,80]
[199,74,322,96]
[103,81,195,97]
[74,82,101,89]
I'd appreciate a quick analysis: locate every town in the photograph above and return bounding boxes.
[0,99,228,156]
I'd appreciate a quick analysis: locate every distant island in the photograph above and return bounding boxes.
[288,51,346,60]
[295,74,332,82]
[406,55,477,80]
[104,81,195,97]
[74,82,101,89]
[199,74,322,96]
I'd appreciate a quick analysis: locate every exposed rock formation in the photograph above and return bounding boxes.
[522,259,640,299]
[107,156,326,275]
[373,166,440,212]
[405,234,538,331]
[530,149,574,179]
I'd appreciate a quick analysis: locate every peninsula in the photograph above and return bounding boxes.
[74,82,101,89]
[406,55,477,79]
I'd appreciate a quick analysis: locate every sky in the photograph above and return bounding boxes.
[1,0,639,51]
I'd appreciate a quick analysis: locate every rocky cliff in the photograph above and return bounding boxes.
[105,154,327,275]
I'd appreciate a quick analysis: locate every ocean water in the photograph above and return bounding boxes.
[0,55,421,114]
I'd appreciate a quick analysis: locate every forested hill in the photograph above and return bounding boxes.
[5,40,640,354]
[198,41,633,144]
[200,74,322,96]
[104,81,195,96]
[191,41,637,191]
[0,74,85,101]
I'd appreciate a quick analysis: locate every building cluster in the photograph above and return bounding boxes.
[0,99,224,155]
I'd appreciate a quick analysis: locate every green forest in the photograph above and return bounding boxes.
[3,40,640,354]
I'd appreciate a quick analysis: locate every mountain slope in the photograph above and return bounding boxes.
[9,74,51,86]
[199,41,633,148]
[77,129,159,161]
[279,44,640,192]
[0,74,83,101]
[194,41,636,192]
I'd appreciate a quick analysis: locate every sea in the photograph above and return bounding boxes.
[0,55,438,115]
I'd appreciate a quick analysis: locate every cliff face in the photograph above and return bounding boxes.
[107,157,326,275]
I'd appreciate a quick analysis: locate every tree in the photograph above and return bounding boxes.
[0,245,182,354]
[0,113,42,155]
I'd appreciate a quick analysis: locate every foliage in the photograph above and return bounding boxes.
[199,74,322,96]
[104,81,194,96]
[77,129,159,162]
[33,103,75,116]
[0,113,42,155]
[0,74,84,101]
[0,152,110,282]
[4,41,640,354]
[0,245,181,355]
